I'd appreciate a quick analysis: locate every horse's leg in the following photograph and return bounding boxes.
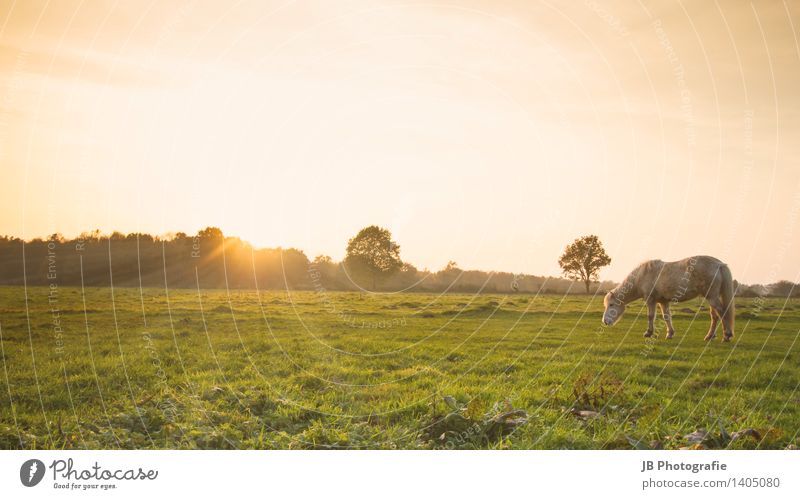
[660,302,675,339]
[706,277,733,342]
[704,307,719,341]
[720,301,734,342]
[705,300,722,341]
[644,299,656,338]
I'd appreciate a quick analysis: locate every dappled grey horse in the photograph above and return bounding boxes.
[601,256,735,341]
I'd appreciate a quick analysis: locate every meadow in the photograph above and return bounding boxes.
[0,285,798,449]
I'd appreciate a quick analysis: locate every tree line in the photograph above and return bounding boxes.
[0,227,795,296]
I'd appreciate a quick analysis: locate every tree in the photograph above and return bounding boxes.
[444,260,460,272]
[768,280,798,298]
[197,227,224,240]
[558,235,611,293]
[310,255,338,288]
[344,225,402,290]
[313,255,333,265]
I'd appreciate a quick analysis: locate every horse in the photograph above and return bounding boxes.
[601,255,735,341]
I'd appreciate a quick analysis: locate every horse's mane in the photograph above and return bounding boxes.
[637,259,663,275]
[614,259,663,296]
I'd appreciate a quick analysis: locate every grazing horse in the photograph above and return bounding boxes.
[601,256,735,341]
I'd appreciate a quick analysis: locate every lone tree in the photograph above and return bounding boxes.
[558,235,611,293]
[344,225,402,290]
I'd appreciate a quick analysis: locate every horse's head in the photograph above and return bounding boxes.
[602,291,625,326]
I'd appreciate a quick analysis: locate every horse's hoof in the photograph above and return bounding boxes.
[643,330,654,338]
[704,334,715,341]
[666,333,674,340]
[723,335,733,342]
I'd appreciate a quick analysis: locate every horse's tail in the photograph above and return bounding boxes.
[720,263,735,336]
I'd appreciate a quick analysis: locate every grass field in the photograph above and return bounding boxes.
[1,285,798,449]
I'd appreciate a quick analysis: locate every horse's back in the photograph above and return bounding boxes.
[663,256,728,300]
[665,255,720,266]
[677,255,727,276]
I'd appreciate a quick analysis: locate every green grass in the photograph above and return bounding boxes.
[1,286,798,449]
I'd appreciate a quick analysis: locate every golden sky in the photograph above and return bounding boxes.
[1,0,799,283]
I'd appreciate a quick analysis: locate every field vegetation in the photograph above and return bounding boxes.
[1,286,798,449]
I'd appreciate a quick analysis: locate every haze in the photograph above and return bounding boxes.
[1,0,799,283]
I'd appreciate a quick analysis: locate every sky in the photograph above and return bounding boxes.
[0,0,799,283]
